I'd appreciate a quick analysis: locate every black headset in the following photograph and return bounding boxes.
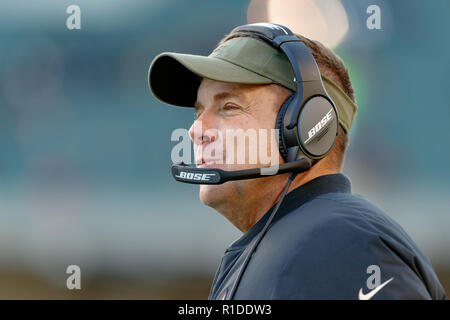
[171,23,339,300]
[171,22,338,184]
[232,23,338,165]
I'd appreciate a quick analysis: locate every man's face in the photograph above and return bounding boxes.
[189,78,291,216]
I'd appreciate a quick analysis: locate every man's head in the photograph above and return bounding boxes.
[149,24,357,231]
[190,78,291,228]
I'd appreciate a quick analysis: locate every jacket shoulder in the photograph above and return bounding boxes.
[262,193,445,299]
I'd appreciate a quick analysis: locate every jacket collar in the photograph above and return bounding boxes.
[227,173,352,251]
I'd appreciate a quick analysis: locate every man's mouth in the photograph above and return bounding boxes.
[196,159,223,169]
[195,144,225,169]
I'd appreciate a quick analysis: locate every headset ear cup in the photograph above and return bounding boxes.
[297,96,338,159]
[275,94,294,162]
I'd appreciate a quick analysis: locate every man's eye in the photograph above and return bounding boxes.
[221,103,240,112]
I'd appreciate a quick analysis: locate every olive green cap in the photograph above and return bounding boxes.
[148,36,357,133]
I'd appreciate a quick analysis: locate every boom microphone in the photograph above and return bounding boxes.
[171,157,313,185]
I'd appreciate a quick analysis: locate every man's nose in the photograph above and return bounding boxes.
[188,111,218,145]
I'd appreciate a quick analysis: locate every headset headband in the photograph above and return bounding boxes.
[230,23,329,129]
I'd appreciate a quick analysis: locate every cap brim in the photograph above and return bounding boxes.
[148,53,274,108]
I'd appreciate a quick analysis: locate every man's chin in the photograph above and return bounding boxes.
[199,184,230,208]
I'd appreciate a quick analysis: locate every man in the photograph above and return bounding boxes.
[148,23,446,300]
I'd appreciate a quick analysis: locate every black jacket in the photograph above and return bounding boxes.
[208,174,446,300]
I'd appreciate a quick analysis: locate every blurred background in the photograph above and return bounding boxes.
[0,0,449,299]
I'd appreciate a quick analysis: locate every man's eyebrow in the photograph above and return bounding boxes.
[194,100,203,112]
[194,90,247,111]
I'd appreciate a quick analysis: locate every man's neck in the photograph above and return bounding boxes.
[235,160,341,233]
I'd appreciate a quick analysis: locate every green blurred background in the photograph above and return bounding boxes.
[0,0,449,299]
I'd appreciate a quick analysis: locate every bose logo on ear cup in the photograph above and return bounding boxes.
[304,109,334,144]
